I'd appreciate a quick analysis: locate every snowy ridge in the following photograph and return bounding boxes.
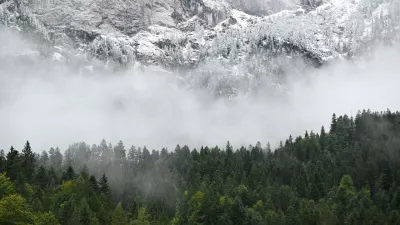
[0,0,399,73]
[208,0,400,63]
[84,0,400,70]
[0,1,50,42]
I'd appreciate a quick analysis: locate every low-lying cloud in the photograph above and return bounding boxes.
[1,29,399,152]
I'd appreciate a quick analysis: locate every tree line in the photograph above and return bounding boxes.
[1,109,400,224]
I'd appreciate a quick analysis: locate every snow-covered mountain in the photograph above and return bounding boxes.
[1,0,399,94]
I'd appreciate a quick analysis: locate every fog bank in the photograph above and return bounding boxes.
[1,29,399,151]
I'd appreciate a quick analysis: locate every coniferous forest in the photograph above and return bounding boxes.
[2,110,400,225]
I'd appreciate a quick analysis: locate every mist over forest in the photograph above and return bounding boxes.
[1,28,400,151]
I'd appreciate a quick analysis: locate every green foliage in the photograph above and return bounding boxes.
[62,166,75,181]
[35,166,48,189]
[6,146,20,181]
[1,110,400,225]
[339,175,356,193]
[131,207,150,225]
[265,210,283,225]
[112,202,129,225]
[0,173,15,199]
[34,212,60,225]
[99,173,110,196]
[21,141,36,183]
[0,149,5,173]
[0,194,34,225]
[188,191,205,225]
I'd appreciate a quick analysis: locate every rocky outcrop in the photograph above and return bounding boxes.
[1,0,399,74]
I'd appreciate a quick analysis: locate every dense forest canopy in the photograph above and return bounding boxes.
[1,109,400,224]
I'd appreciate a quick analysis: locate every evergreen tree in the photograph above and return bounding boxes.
[128,145,138,162]
[6,146,20,181]
[62,166,76,181]
[53,147,63,170]
[47,166,59,188]
[1,110,400,224]
[79,199,97,225]
[231,196,245,225]
[35,166,49,188]
[99,173,110,196]
[21,141,36,182]
[100,139,112,163]
[35,212,60,225]
[131,207,151,225]
[0,149,5,173]
[90,175,100,194]
[112,202,129,225]
[40,150,49,167]
[114,140,126,161]
[330,114,337,134]
[0,173,16,198]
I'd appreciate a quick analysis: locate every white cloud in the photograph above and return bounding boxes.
[0,29,399,152]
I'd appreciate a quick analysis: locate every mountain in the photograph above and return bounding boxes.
[1,0,399,83]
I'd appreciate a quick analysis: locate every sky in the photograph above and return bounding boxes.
[1,28,400,152]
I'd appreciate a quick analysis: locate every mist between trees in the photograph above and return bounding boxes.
[1,14,400,225]
[1,109,400,224]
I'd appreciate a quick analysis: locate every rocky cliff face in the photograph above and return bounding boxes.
[1,0,399,93]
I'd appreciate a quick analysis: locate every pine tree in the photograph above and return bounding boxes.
[131,207,151,225]
[35,166,48,189]
[114,140,126,161]
[128,146,137,162]
[62,166,76,181]
[266,142,271,153]
[330,114,337,134]
[0,173,16,199]
[79,199,93,225]
[77,142,90,165]
[0,150,5,173]
[90,175,100,194]
[51,147,63,170]
[100,139,112,163]
[34,212,60,225]
[21,141,36,183]
[6,146,20,181]
[47,167,59,188]
[112,202,129,225]
[226,141,233,154]
[231,196,245,225]
[99,173,110,196]
[40,150,49,167]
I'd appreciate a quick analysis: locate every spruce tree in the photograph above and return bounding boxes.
[99,173,110,196]
[89,175,100,194]
[40,150,49,167]
[21,141,36,183]
[6,146,20,181]
[0,149,5,173]
[54,148,63,169]
[114,140,126,161]
[330,114,337,134]
[35,166,48,189]
[62,166,76,181]
[112,202,129,225]
[0,173,15,198]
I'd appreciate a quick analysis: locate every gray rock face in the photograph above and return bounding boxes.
[27,0,230,35]
[1,0,399,75]
[227,0,298,16]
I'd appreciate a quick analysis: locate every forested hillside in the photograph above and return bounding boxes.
[1,109,400,224]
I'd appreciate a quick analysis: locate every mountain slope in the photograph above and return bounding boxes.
[1,0,399,73]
